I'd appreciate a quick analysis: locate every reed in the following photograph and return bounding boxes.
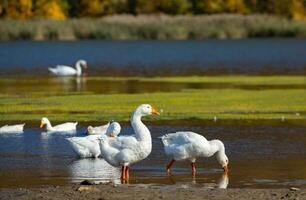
[1,14,306,40]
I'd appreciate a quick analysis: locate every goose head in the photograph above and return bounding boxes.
[135,104,160,117]
[107,122,121,137]
[217,152,229,173]
[40,117,50,128]
[77,60,87,69]
[87,126,94,134]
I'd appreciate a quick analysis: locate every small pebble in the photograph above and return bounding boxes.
[80,180,94,185]
[290,187,300,191]
[77,186,98,192]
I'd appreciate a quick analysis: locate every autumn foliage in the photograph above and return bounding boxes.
[0,0,306,20]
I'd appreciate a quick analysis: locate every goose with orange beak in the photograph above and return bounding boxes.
[160,131,229,176]
[40,117,77,132]
[99,104,160,183]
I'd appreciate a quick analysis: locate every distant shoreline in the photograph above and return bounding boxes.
[1,14,306,41]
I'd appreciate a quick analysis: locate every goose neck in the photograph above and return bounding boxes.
[131,112,151,141]
[45,120,53,131]
[75,62,82,76]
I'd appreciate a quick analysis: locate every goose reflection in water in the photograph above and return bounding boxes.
[167,173,229,189]
[217,173,229,189]
[53,76,87,93]
[69,158,121,184]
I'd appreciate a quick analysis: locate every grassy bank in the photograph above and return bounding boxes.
[1,14,306,40]
[0,76,305,123]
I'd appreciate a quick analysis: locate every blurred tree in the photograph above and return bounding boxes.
[191,0,225,14]
[0,0,305,19]
[34,0,67,20]
[127,0,158,15]
[66,0,80,17]
[78,0,128,17]
[159,0,192,14]
[291,0,306,20]
[224,0,247,13]
[6,0,33,19]
[78,0,103,16]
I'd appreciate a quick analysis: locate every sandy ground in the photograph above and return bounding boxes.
[0,183,305,200]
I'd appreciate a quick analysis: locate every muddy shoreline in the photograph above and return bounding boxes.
[0,184,305,200]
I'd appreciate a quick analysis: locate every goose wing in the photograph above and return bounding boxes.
[160,131,208,160]
[67,135,100,158]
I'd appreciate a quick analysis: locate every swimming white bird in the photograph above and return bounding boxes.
[0,123,25,133]
[48,60,87,76]
[160,131,229,175]
[99,104,160,182]
[87,122,121,136]
[67,122,122,158]
[40,117,77,132]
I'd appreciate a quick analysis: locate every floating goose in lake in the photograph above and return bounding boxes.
[67,122,121,158]
[99,104,160,182]
[40,117,77,132]
[48,59,87,76]
[87,122,121,136]
[159,131,229,175]
[0,123,25,133]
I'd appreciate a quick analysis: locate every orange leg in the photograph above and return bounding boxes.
[121,166,126,181]
[166,159,175,174]
[191,162,196,176]
[125,166,129,181]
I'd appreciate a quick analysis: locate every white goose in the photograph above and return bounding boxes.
[87,122,121,136]
[0,123,25,133]
[160,131,229,175]
[48,60,87,76]
[99,104,160,182]
[67,122,121,158]
[40,117,77,132]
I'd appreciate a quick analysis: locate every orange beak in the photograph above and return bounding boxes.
[151,107,160,115]
[40,122,44,128]
[223,165,228,173]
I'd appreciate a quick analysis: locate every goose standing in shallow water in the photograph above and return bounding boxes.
[87,122,121,136]
[160,131,228,176]
[99,104,160,182]
[40,117,77,132]
[67,122,121,158]
[0,124,25,133]
[48,60,87,76]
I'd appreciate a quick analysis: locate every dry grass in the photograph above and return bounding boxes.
[1,14,306,40]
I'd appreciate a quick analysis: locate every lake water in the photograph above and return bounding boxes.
[0,39,306,76]
[0,39,305,189]
[0,123,305,189]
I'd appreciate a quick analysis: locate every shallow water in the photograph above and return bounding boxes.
[0,77,305,96]
[0,123,305,189]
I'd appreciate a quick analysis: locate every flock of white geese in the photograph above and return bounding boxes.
[0,60,229,183]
